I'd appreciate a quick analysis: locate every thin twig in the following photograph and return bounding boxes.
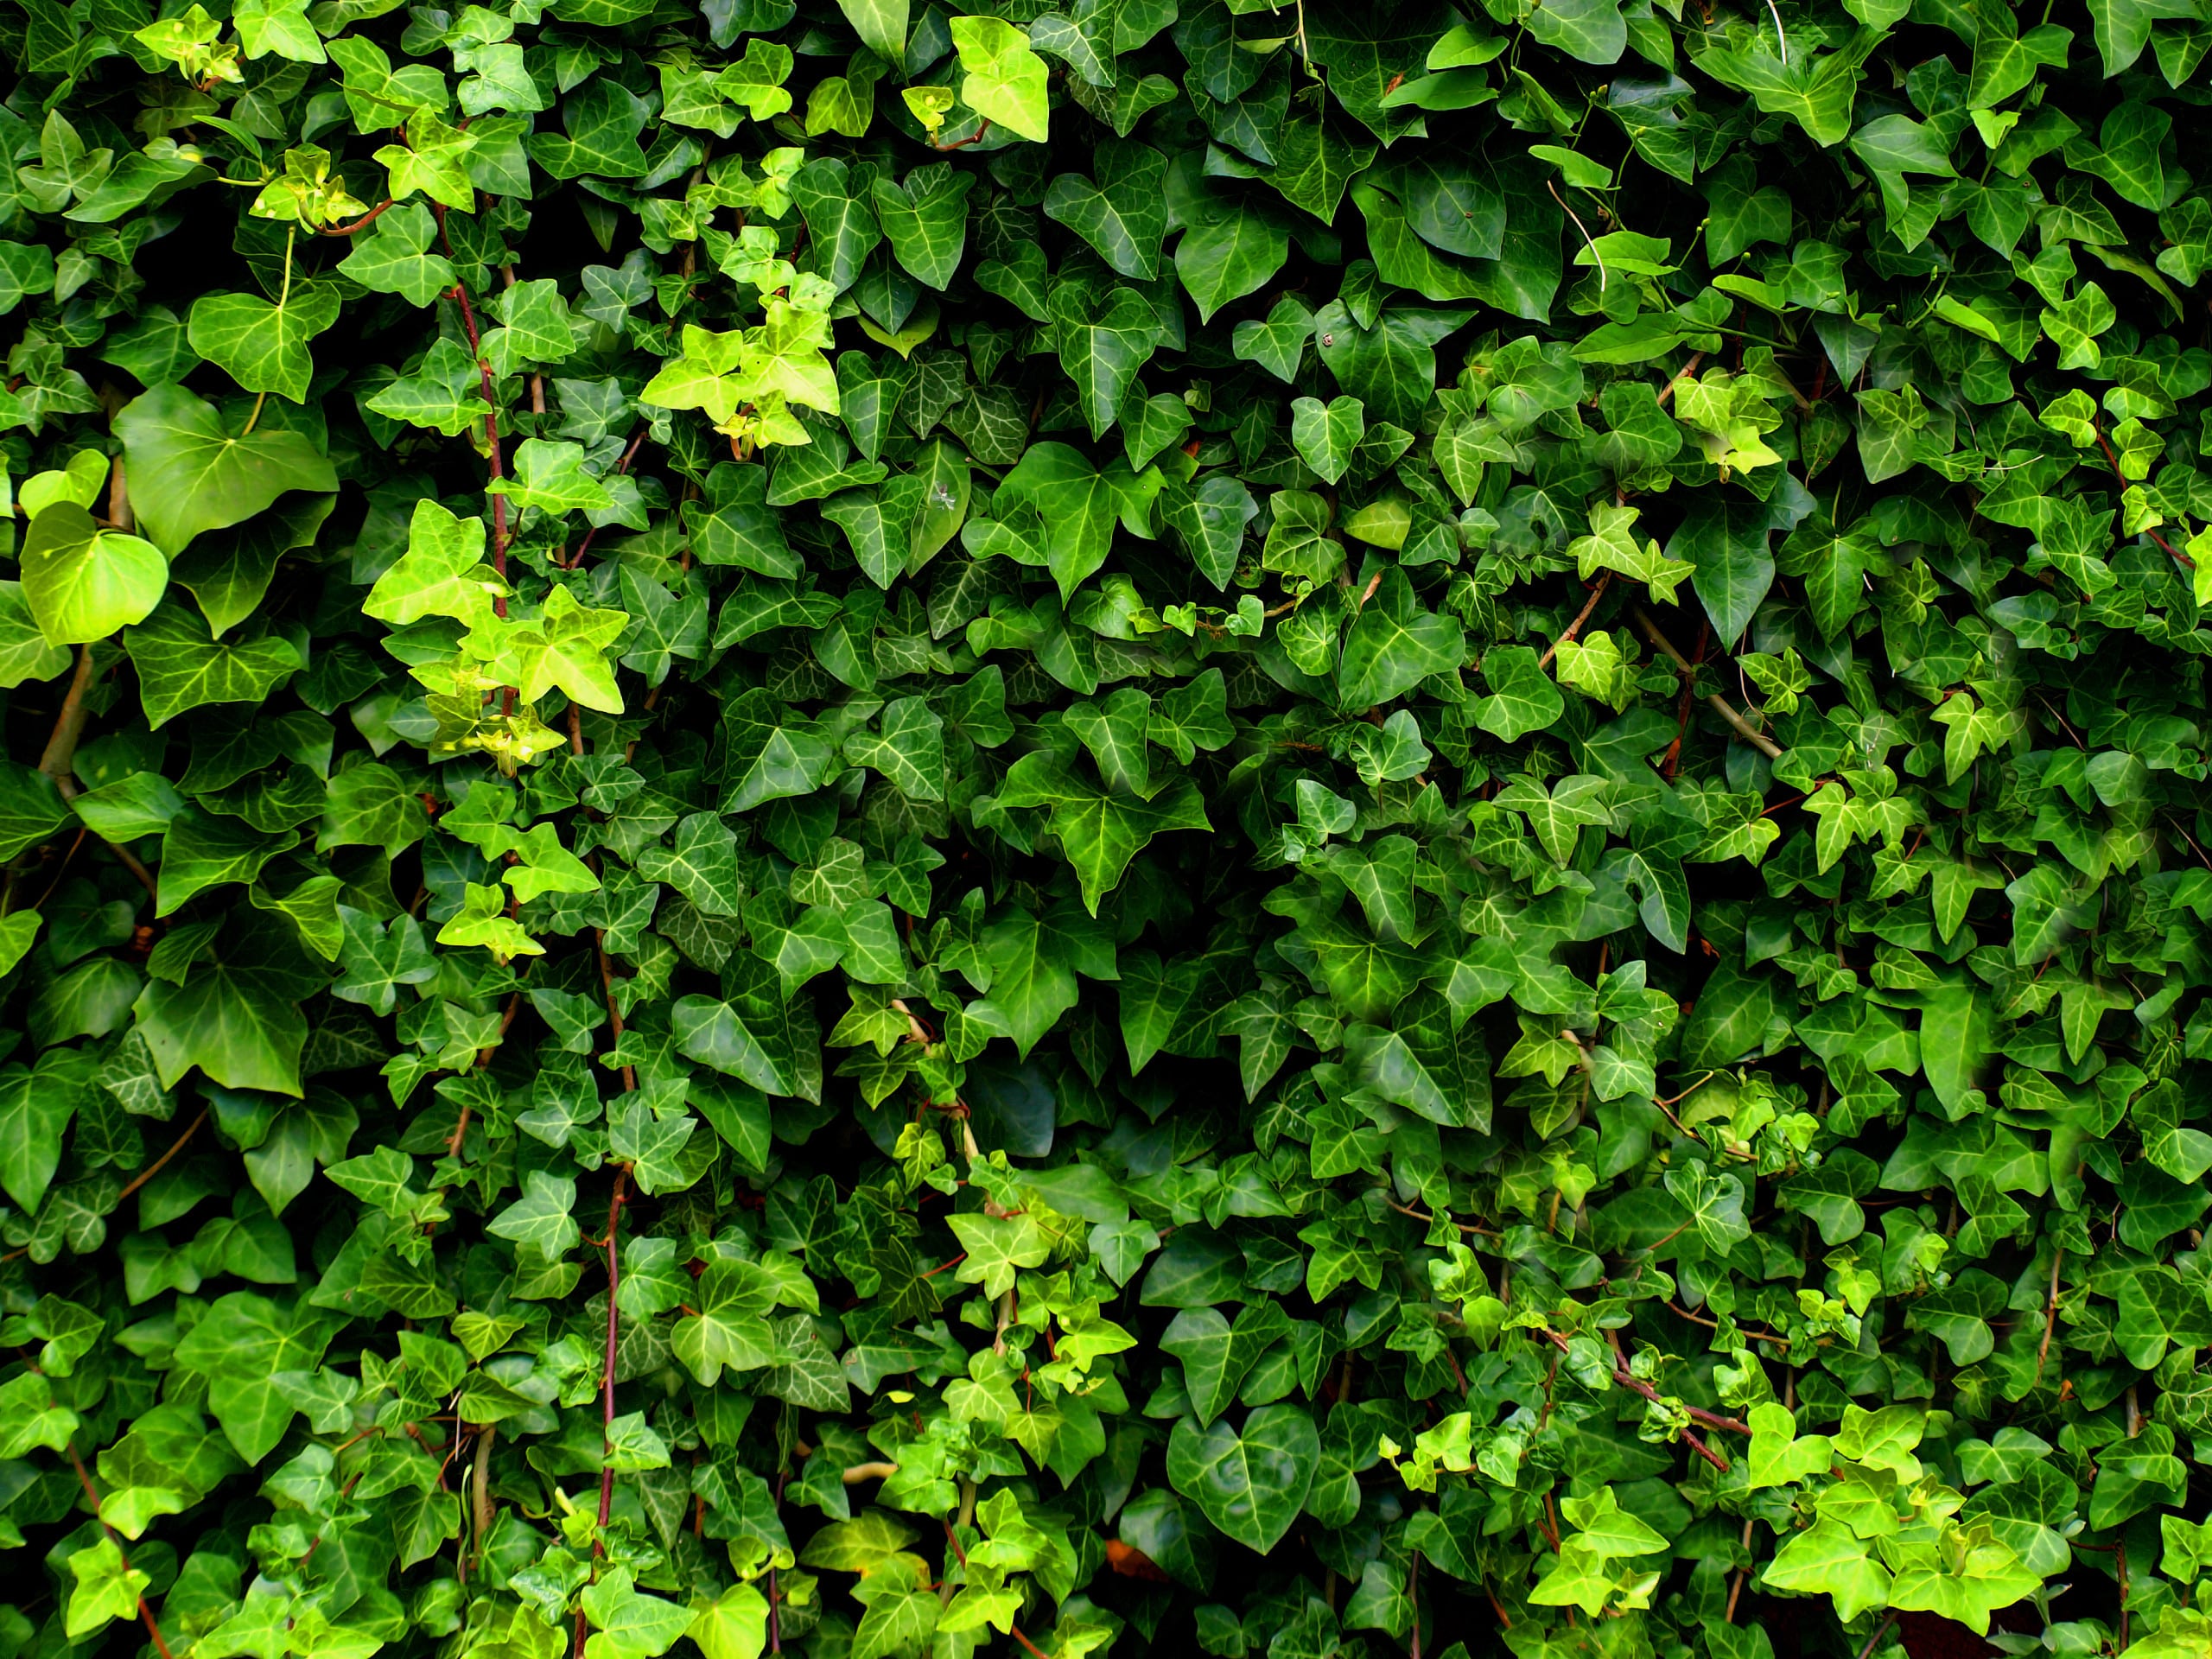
[41,651,160,901]
[471,1422,498,1564]
[434,205,510,592]
[315,198,397,236]
[115,1109,209,1205]
[1385,1198,1499,1236]
[595,932,636,1093]
[566,426,649,569]
[931,117,994,152]
[1655,353,1707,408]
[2092,422,2193,569]
[1855,1611,1898,1659]
[1666,1300,1789,1347]
[1539,572,1611,669]
[2033,1247,2063,1386]
[1630,606,1783,760]
[1539,1328,1745,1470]
[577,1163,630,1658]
[1724,1516,1755,1620]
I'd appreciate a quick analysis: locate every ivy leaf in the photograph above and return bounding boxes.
[1338,588,1465,712]
[64,1537,149,1640]
[992,442,1163,601]
[689,1586,771,1659]
[487,1170,580,1257]
[123,602,305,728]
[1670,487,1807,645]
[2085,0,2194,76]
[172,1290,334,1460]
[467,586,629,713]
[1271,111,1376,223]
[487,438,617,515]
[0,1050,93,1214]
[834,0,907,60]
[582,1568,692,1659]
[951,15,1051,143]
[1313,302,1473,429]
[636,812,745,914]
[1290,397,1365,486]
[1693,31,1879,148]
[999,760,1211,914]
[1233,296,1317,385]
[1471,645,1564,740]
[1044,142,1168,281]
[1049,284,1160,442]
[114,385,338,556]
[368,499,506,628]
[187,282,342,404]
[871,165,972,291]
[844,696,946,801]
[1166,1404,1320,1554]
[20,504,168,645]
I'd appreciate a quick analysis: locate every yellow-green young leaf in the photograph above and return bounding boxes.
[19,504,168,645]
[463,585,629,713]
[375,109,478,209]
[234,0,325,62]
[20,0,2212,1643]
[435,882,544,959]
[64,1537,149,1639]
[689,1586,770,1659]
[365,499,507,627]
[581,1569,690,1659]
[951,16,1050,142]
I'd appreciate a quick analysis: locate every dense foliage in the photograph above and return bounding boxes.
[4,0,2212,1652]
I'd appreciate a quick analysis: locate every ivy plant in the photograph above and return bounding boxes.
[1,0,2210,1656]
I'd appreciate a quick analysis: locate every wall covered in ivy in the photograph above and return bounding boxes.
[2,0,2210,1654]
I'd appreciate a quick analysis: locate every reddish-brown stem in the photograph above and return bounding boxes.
[315,199,397,236]
[566,427,649,569]
[1631,606,1783,760]
[1541,1328,1741,1470]
[2092,423,2193,569]
[1724,1516,1756,1620]
[115,1108,208,1205]
[595,1166,630,1537]
[932,118,993,152]
[1655,351,1707,407]
[2033,1247,2064,1386]
[1539,571,1611,669]
[64,1442,177,1659]
[433,205,510,599]
[32,656,146,918]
